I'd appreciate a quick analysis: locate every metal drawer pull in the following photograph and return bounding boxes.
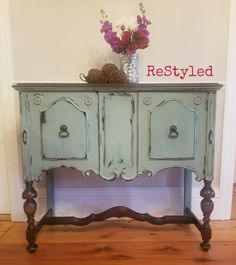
[22,129,28,145]
[169,125,179,138]
[208,129,214,144]
[59,125,70,138]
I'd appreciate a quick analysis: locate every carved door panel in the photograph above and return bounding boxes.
[99,92,137,180]
[27,92,98,179]
[138,92,207,178]
[148,97,196,160]
[40,98,87,160]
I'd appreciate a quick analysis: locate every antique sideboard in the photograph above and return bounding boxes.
[13,83,222,252]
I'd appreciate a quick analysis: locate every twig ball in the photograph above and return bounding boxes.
[107,69,128,83]
[102,63,118,77]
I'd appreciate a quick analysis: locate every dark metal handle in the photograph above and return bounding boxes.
[208,129,214,144]
[169,125,179,138]
[22,130,28,145]
[59,125,69,138]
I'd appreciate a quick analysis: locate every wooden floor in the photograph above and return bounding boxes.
[0,185,235,265]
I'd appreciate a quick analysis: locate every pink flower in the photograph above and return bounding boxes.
[100,3,151,54]
[127,44,137,54]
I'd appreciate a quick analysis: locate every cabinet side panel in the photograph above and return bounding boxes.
[205,92,217,181]
[19,93,32,180]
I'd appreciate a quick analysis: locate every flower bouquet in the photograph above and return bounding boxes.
[100,3,151,83]
[100,3,151,55]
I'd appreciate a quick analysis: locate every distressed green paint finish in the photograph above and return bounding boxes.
[15,84,222,182]
[99,92,137,180]
[19,93,33,180]
[204,92,217,181]
[21,92,99,180]
[149,98,196,160]
[41,97,88,160]
[138,92,208,180]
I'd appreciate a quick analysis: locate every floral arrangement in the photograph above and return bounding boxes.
[100,3,151,55]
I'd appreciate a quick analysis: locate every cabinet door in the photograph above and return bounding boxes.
[27,92,98,179]
[138,92,207,177]
[41,99,87,160]
[99,92,137,180]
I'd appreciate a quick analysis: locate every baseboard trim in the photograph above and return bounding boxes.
[0,214,11,221]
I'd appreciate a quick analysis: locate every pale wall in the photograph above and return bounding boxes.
[3,0,230,219]
[0,0,11,214]
[9,0,229,83]
[0,99,10,213]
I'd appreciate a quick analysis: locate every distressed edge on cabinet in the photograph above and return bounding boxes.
[13,83,223,92]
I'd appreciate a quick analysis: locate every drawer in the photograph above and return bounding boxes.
[138,92,207,174]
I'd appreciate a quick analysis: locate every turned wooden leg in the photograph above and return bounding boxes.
[22,181,38,253]
[200,180,215,251]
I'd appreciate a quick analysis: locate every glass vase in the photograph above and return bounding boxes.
[120,53,139,83]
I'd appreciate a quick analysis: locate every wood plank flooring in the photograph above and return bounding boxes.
[0,185,235,265]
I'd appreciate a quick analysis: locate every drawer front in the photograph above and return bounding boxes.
[138,92,207,175]
[26,92,99,177]
[99,92,137,180]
